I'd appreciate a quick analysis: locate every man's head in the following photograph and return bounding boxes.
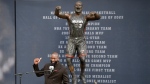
[74,1,83,13]
[50,52,59,64]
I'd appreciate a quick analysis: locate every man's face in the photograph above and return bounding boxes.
[74,2,82,13]
[50,54,59,63]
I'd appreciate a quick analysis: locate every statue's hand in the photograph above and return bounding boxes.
[56,6,61,10]
[89,12,96,16]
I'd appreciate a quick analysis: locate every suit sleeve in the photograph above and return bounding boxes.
[62,67,69,84]
[33,64,44,77]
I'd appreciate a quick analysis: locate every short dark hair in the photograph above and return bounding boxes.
[51,52,59,57]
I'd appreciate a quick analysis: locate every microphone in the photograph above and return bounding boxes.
[49,66,54,72]
[49,63,54,73]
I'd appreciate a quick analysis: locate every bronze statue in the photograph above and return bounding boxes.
[55,1,100,84]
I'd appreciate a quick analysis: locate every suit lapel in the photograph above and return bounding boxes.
[49,62,61,76]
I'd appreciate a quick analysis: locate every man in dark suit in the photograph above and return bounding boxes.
[33,52,69,84]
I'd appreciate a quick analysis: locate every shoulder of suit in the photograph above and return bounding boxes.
[58,62,66,68]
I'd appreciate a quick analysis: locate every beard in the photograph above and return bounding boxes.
[50,61,58,67]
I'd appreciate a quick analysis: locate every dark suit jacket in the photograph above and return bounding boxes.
[33,62,69,84]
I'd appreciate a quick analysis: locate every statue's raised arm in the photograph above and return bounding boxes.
[86,11,101,21]
[54,6,70,19]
